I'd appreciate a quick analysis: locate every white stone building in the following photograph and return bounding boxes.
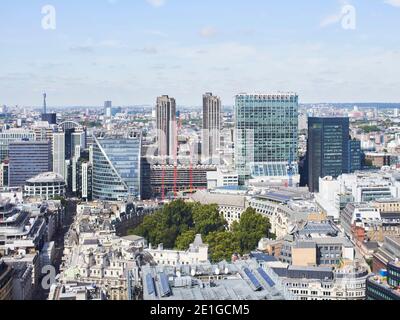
[146,234,209,266]
[189,190,246,226]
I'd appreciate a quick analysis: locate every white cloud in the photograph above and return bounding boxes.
[199,26,218,38]
[320,0,352,27]
[384,0,400,7]
[146,0,166,8]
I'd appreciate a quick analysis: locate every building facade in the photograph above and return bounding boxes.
[52,132,66,180]
[0,162,9,187]
[0,129,35,162]
[0,261,13,300]
[156,95,177,157]
[272,264,368,300]
[8,141,52,187]
[92,134,141,201]
[189,190,246,227]
[349,139,362,172]
[104,101,112,118]
[307,117,361,192]
[366,261,400,300]
[24,172,66,200]
[234,93,299,184]
[146,164,217,199]
[41,113,57,125]
[202,93,221,164]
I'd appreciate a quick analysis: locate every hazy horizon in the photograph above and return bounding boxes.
[1,0,400,106]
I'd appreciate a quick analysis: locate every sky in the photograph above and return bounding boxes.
[0,0,400,107]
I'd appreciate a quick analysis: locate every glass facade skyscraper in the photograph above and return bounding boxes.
[0,129,35,162]
[8,141,52,187]
[307,117,361,192]
[234,93,299,183]
[92,134,141,201]
[349,139,362,173]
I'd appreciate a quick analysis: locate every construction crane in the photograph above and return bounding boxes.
[173,113,182,198]
[161,163,166,201]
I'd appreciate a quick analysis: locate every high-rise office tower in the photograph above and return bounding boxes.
[202,93,221,164]
[104,101,112,118]
[64,128,75,160]
[81,162,92,201]
[59,121,86,161]
[41,92,57,125]
[156,95,177,157]
[0,129,35,162]
[33,121,54,142]
[307,117,360,192]
[234,93,299,184]
[349,139,362,173]
[92,133,141,201]
[41,113,57,125]
[71,131,86,158]
[43,92,47,114]
[52,132,66,180]
[8,141,52,187]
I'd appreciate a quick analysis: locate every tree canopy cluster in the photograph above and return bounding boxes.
[130,200,275,262]
[359,125,381,133]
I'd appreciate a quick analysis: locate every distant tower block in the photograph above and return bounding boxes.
[41,92,57,125]
[43,92,47,114]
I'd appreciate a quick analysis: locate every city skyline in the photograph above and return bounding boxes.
[1,0,400,106]
[2,1,400,305]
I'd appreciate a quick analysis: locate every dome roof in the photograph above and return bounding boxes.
[26,172,65,184]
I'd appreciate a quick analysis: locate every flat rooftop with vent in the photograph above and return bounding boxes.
[141,259,294,301]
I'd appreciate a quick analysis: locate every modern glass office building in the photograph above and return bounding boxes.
[349,139,362,172]
[0,129,35,162]
[234,93,299,183]
[8,141,52,187]
[92,134,141,201]
[307,117,361,192]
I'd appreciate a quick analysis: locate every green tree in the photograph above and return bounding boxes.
[192,203,227,236]
[232,207,274,254]
[359,125,380,133]
[130,200,194,249]
[205,231,240,262]
[175,230,197,250]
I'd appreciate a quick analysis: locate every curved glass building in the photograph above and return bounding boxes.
[92,134,141,201]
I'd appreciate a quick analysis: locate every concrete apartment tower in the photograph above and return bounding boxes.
[52,132,66,180]
[156,95,177,158]
[202,93,221,164]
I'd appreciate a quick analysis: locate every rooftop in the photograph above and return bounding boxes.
[26,172,65,184]
[190,190,246,208]
[142,260,291,301]
[236,92,298,98]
